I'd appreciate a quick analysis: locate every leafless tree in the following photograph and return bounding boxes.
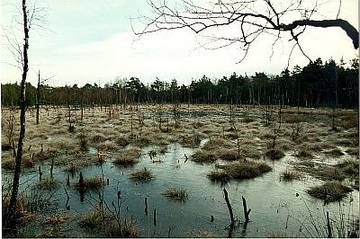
[3,0,45,235]
[132,0,358,65]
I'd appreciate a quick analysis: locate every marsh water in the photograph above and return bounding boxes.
[2,142,359,237]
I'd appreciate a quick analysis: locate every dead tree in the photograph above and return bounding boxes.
[6,0,30,234]
[35,70,53,125]
[133,0,358,65]
[36,70,40,124]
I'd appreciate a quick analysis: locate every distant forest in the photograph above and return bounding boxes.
[1,58,359,108]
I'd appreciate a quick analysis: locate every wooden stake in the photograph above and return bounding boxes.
[242,196,251,223]
[223,188,235,225]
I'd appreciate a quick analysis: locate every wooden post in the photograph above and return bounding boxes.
[223,188,235,225]
[153,208,157,226]
[66,174,70,186]
[327,211,332,238]
[145,197,148,216]
[242,196,251,223]
[38,166,42,181]
[50,158,54,179]
[79,172,84,188]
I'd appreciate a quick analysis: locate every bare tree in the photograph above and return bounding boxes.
[36,70,53,124]
[133,0,358,64]
[4,0,44,235]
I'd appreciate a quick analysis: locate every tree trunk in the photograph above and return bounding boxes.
[36,70,40,124]
[7,0,29,234]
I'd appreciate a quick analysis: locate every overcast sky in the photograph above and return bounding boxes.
[0,0,358,87]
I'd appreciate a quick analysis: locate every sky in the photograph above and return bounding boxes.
[0,0,358,87]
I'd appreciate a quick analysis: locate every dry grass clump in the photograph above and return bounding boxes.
[296,148,313,159]
[294,162,345,181]
[37,177,59,190]
[345,147,359,156]
[325,148,344,157]
[307,181,352,203]
[265,149,285,160]
[280,170,301,182]
[115,136,130,147]
[91,133,107,143]
[2,159,15,170]
[336,159,359,178]
[64,162,80,173]
[191,150,217,164]
[75,176,104,190]
[208,160,271,182]
[207,170,231,182]
[113,147,141,167]
[202,137,231,151]
[34,150,57,161]
[217,149,242,161]
[129,167,154,182]
[161,187,188,201]
[79,207,139,237]
[97,140,118,151]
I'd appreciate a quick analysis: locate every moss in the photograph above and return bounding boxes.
[307,181,352,203]
[161,187,188,201]
[265,149,285,160]
[129,168,154,182]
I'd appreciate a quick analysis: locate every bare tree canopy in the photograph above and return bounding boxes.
[133,0,358,62]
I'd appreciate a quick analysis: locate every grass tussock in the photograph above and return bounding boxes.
[217,149,242,161]
[325,148,344,157]
[113,147,141,167]
[115,136,130,147]
[129,168,154,182]
[280,170,301,182]
[91,133,106,143]
[336,159,359,175]
[208,160,271,182]
[191,150,217,164]
[79,207,139,237]
[37,177,59,190]
[307,181,352,203]
[297,148,313,158]
[161,187,188,201]
[2,159,15,170]
[265,149,285,160]
[75,176,104,190]
[97,140,118,152]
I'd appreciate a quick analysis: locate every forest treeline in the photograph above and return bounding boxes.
[1,58,359,108]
